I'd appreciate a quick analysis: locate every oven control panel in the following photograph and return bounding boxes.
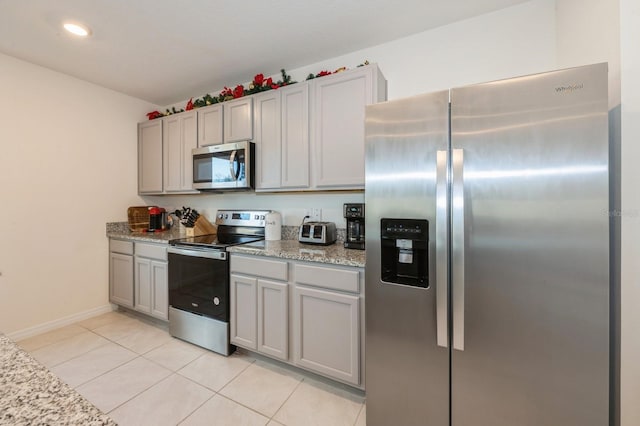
[215,210,271,227]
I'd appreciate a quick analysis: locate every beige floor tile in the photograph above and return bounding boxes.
[180,394,269,426]
[29,331,110,367]
[76,356,171,413]
[273,379,364,426]
[17,324,88,351]
[76,311,129,330]
[178,350,253,391]
[115,324,173,354]
[355,404,366,426]
[143,338,205,371]
[219,360,303,418]
[267,421,285,426]
[91,316,148,341]
[108,373,213,426]
[50,342,137,388]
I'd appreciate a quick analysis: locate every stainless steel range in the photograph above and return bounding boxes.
[168,210,269,355]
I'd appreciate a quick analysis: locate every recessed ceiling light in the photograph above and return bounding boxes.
[63,22,91,37]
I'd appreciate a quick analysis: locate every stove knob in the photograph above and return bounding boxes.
[213,297,220,306]
[218,213,223,219]
[254,214,259,220]
[224,214,229,219]
[260,215,265,220]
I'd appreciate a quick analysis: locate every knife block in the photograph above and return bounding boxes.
[185,216,217,237]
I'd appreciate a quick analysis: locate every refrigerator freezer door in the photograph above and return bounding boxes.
[450,63,609,426]
[365,90,450,426]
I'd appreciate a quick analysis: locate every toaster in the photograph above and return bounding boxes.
[298,221,337,245]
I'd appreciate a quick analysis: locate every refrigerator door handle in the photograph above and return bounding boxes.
[452,148,465,351]
[436,150,448,348]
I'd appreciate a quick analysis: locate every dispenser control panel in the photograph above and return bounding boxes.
[380,218,429,288]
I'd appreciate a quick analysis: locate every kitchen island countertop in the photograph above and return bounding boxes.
[0,334,116,425]
[227,239,365,268]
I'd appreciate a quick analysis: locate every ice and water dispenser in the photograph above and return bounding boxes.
[380,218,429,288]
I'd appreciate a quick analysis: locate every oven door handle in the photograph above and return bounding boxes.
[168,246,227,260]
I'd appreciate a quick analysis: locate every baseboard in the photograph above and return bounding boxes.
[7,304,116,341]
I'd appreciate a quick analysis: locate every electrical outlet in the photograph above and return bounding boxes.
[310,208,322,221]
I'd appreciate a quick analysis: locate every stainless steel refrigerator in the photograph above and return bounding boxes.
[364,63,609,426]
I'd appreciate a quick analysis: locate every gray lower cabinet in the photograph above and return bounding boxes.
[293,263,361,386]
[134,243,168,321]
[229,253,364,388]
[109,239,134,308]
[230,255,289,360]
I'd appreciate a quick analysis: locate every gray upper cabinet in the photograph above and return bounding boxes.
[138,112,198,195]
[311,64,387,189]
[254,83,310,191]
[224,97,253,142]
[138,119,163,194]
[197,104,223,146]
[163,111,198,193]
[197,97,253,146]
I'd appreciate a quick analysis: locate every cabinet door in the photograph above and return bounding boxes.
[281,83,310,188]
[224,98,253,142]
[312,66,375,189]
[254,91,282,190]
[293,286,360,385]
[134,256,152,314]
[230,274,258,350]
[109,252,134,308]
[198,104,223,146]
[164,112,198,193]
[138,120,163,193]
[258,279,288,360]
[151,260,168,320]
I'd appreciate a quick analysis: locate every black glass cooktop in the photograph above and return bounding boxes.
[170,234,264,249]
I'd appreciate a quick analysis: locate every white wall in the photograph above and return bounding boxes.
[155,0,557,228]
[0,53,157,336]
[620,0,640,423]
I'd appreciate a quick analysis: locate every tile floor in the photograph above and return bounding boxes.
[15,310,367,426]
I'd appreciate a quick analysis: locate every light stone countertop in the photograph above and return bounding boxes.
[106,222,364,267]
[227,239,366,268]
[0,334,116,425]
[106,221,185,244]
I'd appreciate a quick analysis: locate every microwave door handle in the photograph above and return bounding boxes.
[228,150,238,181]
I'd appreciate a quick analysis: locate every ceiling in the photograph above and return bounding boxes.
[0,0,529,106]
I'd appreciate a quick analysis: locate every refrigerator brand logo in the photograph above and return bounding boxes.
[555,83,584,93]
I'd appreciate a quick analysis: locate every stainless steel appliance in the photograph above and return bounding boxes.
[192,141,255,191]
[365,63,610,426]
[344,203,365,250]
[168,209,269,355]
[298,221,337,245]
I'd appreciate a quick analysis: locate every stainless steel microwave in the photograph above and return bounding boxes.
[192,141,255,191]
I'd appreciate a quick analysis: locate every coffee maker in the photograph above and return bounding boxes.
[344,203,365,250]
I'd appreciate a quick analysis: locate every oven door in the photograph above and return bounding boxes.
[192,141,251,190]
[168,247,229,321]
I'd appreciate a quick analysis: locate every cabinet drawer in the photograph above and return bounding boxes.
[294,263,359,293]
[110,239,134,255]
[135,242,167,261]
[231,255,288,281]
